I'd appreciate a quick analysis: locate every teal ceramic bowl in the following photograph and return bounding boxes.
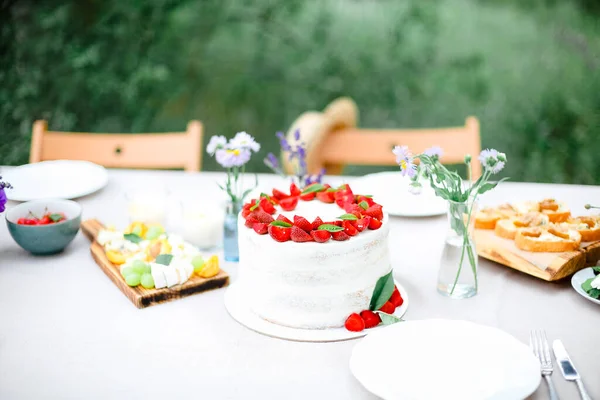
[6,199,82,255]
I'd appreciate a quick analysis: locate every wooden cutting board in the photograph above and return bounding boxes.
[81,219,229,308]
[475,228,600,281]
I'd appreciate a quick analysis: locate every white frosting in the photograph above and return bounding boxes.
[237,200,392,329]
[591,275,600,290]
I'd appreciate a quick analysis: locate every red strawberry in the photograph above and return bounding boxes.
[379,301,395,314]
[299,192,316,201]
[268,225,291,242]
[272,188,289,200]
[390,287,404,308]
[253,223,268,235]
[290,183,301,197]
[368,218,382,230]
[331,231,350,241]
[280,196,299,211]
[310,230,331,243]
[344,203,364,215]
[245,215,259,228]
[291,226,313,242]
[356,217,371,232]
[242,209,252,218]
[335,194,355,209]
[311,216,324,230]
[293,215,312,232]
[344,313,365,332]
[357,195,375,207]
[333,220,343,227]
[253,210,275,224]
[365,204,384,220]
[343,220,359,236]
[316,191,334,203]
[259,197,276,214]
[360,310,381,329]
[277,214,293,225]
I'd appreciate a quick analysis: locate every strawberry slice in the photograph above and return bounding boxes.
[311,217,324,231]
[365,204,383,220]
[379,301,395,314]
[356,217,371,232]
[277,214,293,225]
[290,183,301,197]
[268,225,291,242]
[293,216,312,232]
[368,218,382,230]
[259,197,276,214]
[245,215,259,228]
[316,191,334,203]
[310,230,331,243]
[299,192,316,201]
[253,223,269,235]
[360,310,381,329]
[291,226,313,242]
[343,220,359,236]
[280,196,299,211]
[357,195,375,207]
[331,231,350,241]
[272,188,289,200]
[335,195,355,209]
[390,287,404,308]
[252,210,275,224]
[241,208,252,218]
[344,313,365,332]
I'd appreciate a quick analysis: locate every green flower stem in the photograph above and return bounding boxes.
[449,196,478,295]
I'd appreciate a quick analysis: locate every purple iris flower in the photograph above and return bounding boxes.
[294,129,301,141]
[0,188,6,213]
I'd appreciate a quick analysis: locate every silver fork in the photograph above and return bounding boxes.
[530,330,560,400]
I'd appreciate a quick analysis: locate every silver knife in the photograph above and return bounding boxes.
[552,340,592,400]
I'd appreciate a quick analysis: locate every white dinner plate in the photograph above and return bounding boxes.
[4,160,108,201]
[225,280,409,342]
[571,268,600,305]
[350,319,540,400]
[350,172,446,217]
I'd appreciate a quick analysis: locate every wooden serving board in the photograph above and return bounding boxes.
[81,219,229,308]
[474,228,600,281]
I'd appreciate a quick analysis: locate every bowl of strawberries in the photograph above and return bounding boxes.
[5,199,82,254]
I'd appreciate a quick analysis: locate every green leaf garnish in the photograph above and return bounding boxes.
[301,183,325,194]
[592,266,600,275]
[337,184,348,190]
[364,195,373,198]
[49,213,63,222]
[250,200,260,211]
[375,311,403,325]
[155,254,173,266]
[124,233,143,244]
[326,188,336,192]
[370,271,394,311]
[270,220,292,228]
[359,201,369,210]
[317,224,344,232]
[338,213,358,220]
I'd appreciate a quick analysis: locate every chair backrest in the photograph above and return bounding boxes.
[30,120,203,172]
[284,97,482,179]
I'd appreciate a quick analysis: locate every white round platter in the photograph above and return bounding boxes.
[350,319,540,400]
[350,171,446,217]
[5,160,108,201]
[224,281,409,343]
[571,267,600,305]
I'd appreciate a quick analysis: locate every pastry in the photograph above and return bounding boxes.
[515,226,581,252]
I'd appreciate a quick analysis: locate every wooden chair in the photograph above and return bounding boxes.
[283,97,482,179]
[30,120,203,172]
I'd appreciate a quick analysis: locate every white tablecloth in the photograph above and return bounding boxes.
[0,169,599,400]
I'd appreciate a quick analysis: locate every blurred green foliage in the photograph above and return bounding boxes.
[1,0,599,184]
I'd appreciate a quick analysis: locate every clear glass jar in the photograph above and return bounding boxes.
[223,200,242,262]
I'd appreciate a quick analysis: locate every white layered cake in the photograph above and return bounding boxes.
[237,185,392,329]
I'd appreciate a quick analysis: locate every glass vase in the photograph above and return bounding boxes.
[437,199,479,299]
[223,200,242,262]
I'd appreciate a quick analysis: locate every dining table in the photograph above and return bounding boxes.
[0,167,599,400]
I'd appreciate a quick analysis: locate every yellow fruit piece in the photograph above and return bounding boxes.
[145,239,172,260]
[106,250,127,265]
[125,222,148,238]
[198,255,220,278]
[106,224,117,231]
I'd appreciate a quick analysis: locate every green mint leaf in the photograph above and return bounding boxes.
[588,288,600,299]
[375,311,403,325]
[301,183,325,194]
[155,254,173,266]
[592,266,600,275]
[49,213,63,222]
[250,200,260,211]
[337,184,349,190]
[338,213,358,220]
[317,224,344,232]
[359,201,369,210]
[582,277,595,292]
[270,220,292,228]
[124,233,143,244]
[326,188,336,192]
[364,195,373,198]
[369,271,395,311]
